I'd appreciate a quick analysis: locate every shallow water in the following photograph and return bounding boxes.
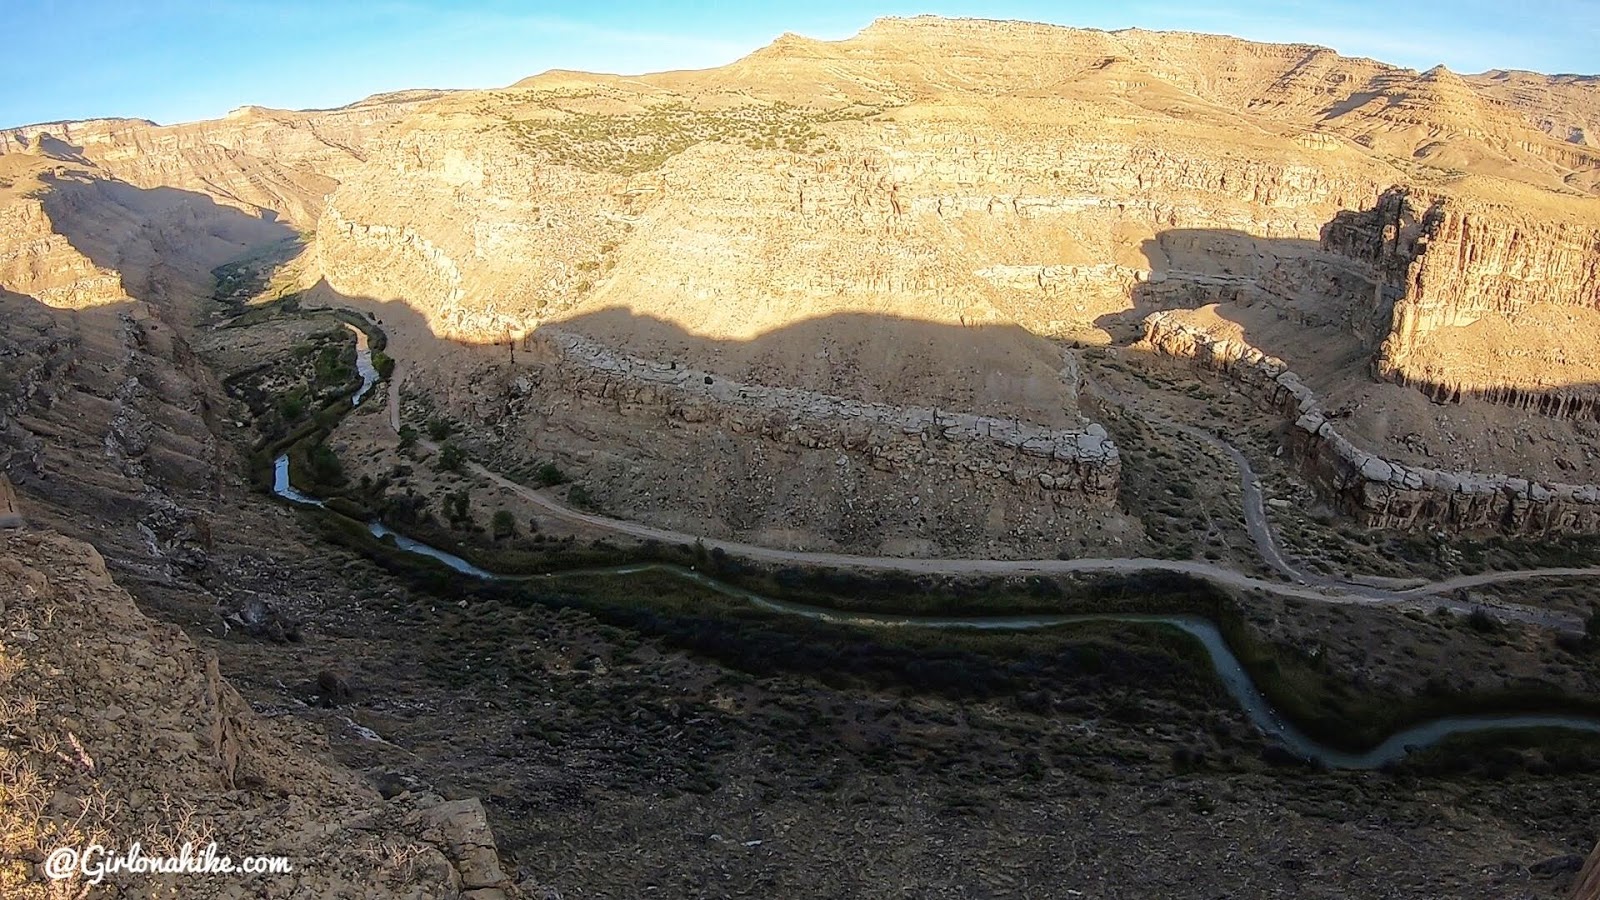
[346,323,379,406]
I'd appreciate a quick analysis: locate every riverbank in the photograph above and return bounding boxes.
[271,440,1600,767]
[243,311,1600,768]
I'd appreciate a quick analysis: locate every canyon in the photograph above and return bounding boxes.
[2,14,1600,899]
[8,18,1600,544]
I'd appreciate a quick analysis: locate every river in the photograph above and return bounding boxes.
[265,326,1600,770]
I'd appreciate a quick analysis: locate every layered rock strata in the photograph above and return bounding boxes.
[1143,311,1600,532]
[534,330,1121,499]
[1324,188,1600,418]
[0,97,433,225]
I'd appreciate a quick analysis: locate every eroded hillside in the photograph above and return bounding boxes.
[0,529,519,899]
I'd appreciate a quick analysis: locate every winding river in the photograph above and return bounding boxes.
[346,323,380,406]
[268,326,1600,770]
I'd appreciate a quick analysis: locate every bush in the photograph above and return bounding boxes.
[535,462,567,487]
[372,351,396,379]
[445,489,471,525]
[436,443,466,472]
[398,424,418,449]
[1467,608,1501,634]
[567,483,595,510]
[279,387,308,421]
[492,509,517,539]
[384,490,428,526]
[426,418,454,441]
[314,345,352,386]
[308,444,345,486]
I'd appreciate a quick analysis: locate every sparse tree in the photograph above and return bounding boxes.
[436,443,465,473]
[445,489,471,525]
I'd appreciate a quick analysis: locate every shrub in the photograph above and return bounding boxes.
[314,345,351,386]
[372,351,396,379]
[567,483,595,510]
[535,462,566,486]
[492,509,517,539]
[309,444,345,486]
[445,489,471,524]
[436,443,466,472]
[1467,608,1501,634]
[398,424,418,449]
[426,418,454,441]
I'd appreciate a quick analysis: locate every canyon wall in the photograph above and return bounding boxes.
[527,329,1120,500]
[1143,311,1600,532]
[0,185,128,309]
[0,152,294,581]
[1,97,431,225]
[1324,188,1600,419]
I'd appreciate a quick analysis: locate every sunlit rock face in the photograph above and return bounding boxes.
[9,14,1600,545]
[1326,188,1600,417]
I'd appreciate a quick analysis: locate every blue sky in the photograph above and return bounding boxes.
[4,0,1595,127]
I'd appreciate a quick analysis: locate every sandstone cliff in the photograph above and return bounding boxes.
[291,16,1600,541]
[0,95,431,226]
[1325,187,1600,418]
[0,530,519,899]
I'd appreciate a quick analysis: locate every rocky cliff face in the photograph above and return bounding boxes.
[1144,311,1600,532]
[0,530,520,899]
[1,96,431,226]
[1325,188,1600,418]
[297,17,1600,537]
[0,149,294,585]
[531,329,1120,497]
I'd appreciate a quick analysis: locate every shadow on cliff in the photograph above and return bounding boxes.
[34,169,295,310]
[1111,226,1600,423]
[308,282,1098,426]
[0,174,295,548]
[1093,227,1389,389]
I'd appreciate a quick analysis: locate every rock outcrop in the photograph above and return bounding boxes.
[0,475,20,527]
[1576,841,1600,900]
[1143,310,1600,532]
[531,329,1120,499]
[0,530,520,899]
[1324,187,1600,418]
